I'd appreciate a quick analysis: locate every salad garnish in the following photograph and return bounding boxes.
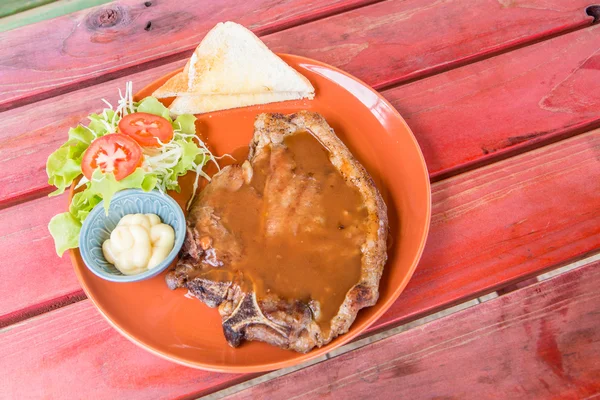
[47,82,217,256]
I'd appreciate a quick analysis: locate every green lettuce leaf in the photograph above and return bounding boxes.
[88,110,117,136]
[67,125,95,145]
[69,190,102,222]
[46,145,85,196]
[48,212,82,256]
[88,168,157,212]
[137,97,171,120]
[173,114,197,134]
[171,139,203,175]
[46,123,110,196]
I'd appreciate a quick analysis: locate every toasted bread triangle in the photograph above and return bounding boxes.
[153,61,191,98]
[153,22,314,98]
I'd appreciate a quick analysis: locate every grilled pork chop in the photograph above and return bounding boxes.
[166,111,388,353]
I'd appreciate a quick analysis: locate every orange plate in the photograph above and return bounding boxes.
[70,54,431,373]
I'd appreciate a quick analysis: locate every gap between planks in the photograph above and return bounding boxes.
[0,0,386,112]
[205,251,600,400]
[3,127,600,328]
[5,113,599,212]
[3,1,600,210]
[375,10,597,94]
[429,119,600,183]
[2,0,597,112]
[4,180,599,329]
[2,249,598,354]
[5,119,599,212]
[0,290,86,329]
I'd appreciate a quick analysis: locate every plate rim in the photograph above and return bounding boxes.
[69,53,432,373]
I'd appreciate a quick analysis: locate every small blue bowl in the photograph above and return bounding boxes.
[79,189,186,283]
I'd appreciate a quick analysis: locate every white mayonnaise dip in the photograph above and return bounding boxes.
[102,213,175,275]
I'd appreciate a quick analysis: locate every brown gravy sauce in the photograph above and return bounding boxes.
[198,131,367,331]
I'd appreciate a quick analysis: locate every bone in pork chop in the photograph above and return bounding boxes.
[166,111,388,353]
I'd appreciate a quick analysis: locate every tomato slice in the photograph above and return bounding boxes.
[81,134,143,181]
[118,112,174,147]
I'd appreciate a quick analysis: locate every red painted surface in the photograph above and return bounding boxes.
[0,300,253,399]
[227,262,600,400]
[0,195,79,324]
[4,127,599,326]
[372,130,600,331]
[2,24,599,207]
[2,0,600,397]
[0,0,382,110]
[1,132,598,397]
[265,0,595,89]
[386,24,600,178]
[0,0,594,110]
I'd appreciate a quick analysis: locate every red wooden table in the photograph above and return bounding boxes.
[1,1,600,398]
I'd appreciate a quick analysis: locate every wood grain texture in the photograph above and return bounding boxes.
[374,129,600,330]
[0,0,378,110]
[0,1,597,398]
[227,261,600,400]
[0,195,80,325]
[0,300,252,399]
[2,22,599,207]
[265,0,595,90]
[0,0,113,33]
[0,0,595,110]
[387,24,600,179]
[1,130,598,398]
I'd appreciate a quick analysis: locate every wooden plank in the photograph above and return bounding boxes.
[0,300,252,399]
[0,0,113,33]
[225,261,600,400]
[387,24,600,179]
[2,256,597,399]
[2,127,599,393]
[2,23,599,207]
[0,0,379,110]
[266,0,595,89]
[373,129,600,330]
[0,195,82,326]
[0,0,55,18]
[0,0,594,110]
